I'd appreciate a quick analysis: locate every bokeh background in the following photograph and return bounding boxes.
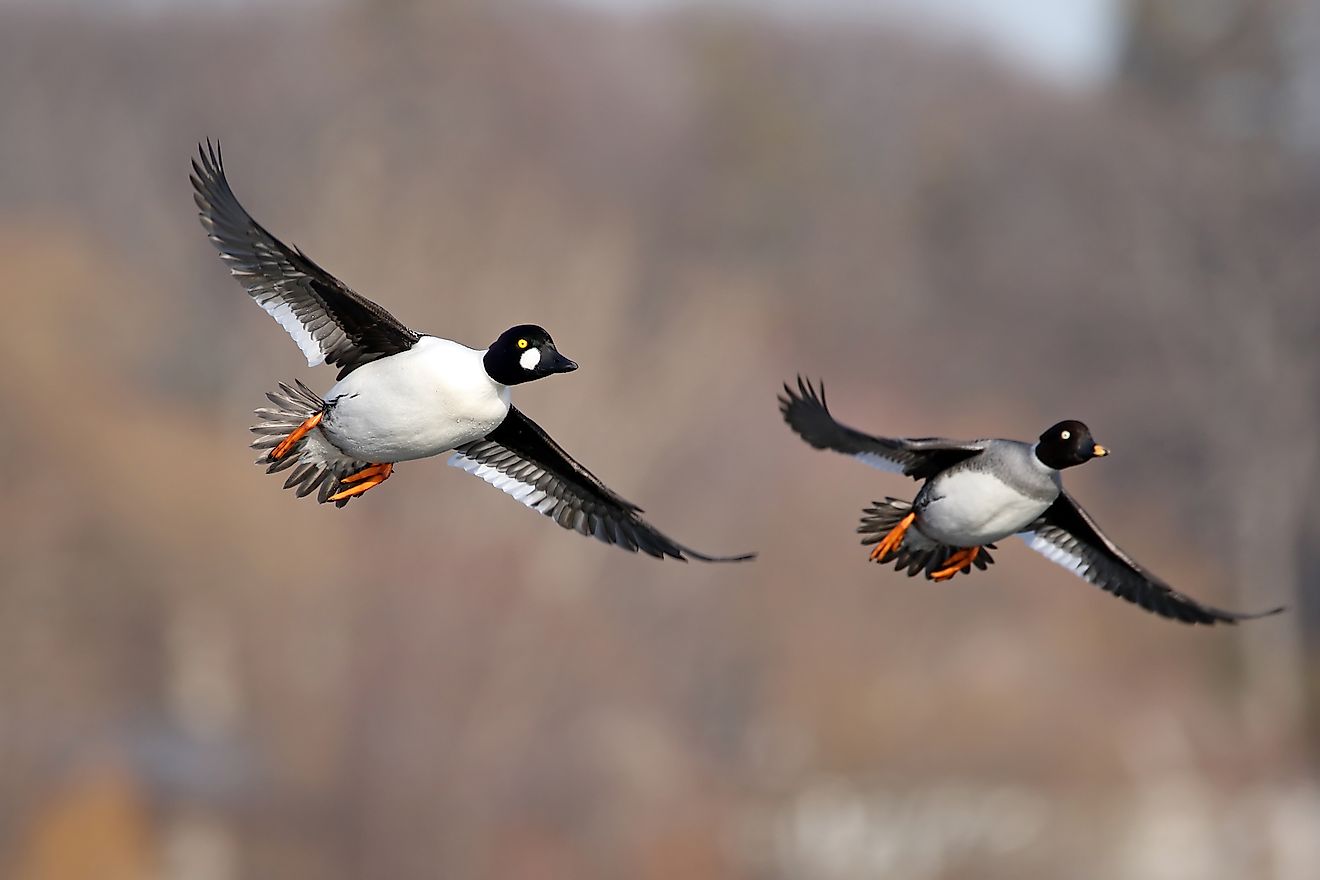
[1,0,1318,877]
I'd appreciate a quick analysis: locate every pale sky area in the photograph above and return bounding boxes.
[567,0,1125,88]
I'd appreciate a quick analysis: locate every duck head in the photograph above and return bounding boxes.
[1035,420,1108,470]
[484,324,578,386]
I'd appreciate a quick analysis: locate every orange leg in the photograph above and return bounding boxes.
[271,412,323,460]
[869,511,916,562]
[327,462,394,502]
[929,546,982,582]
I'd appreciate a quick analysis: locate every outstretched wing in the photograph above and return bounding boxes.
[191,140,420,379]
[449,408,755,563]
[779,376,985,480]
[1020,491,1284,625]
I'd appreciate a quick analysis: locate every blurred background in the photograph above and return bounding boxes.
[1,0,1318,877]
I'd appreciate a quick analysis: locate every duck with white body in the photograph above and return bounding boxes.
[194,140,753,562]
[323,337,514,463]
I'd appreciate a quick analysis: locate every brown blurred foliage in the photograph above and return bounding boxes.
[0,1,1316,878]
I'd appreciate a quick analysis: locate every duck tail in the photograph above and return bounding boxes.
[250,380,370,506]
[858,498,996,578]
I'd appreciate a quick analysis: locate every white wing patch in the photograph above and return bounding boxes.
[1020,531,1090,580]
[853,451,905,474]
[448,450,557,514]
[256,293,327,367]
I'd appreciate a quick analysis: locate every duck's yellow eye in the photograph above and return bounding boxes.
[517,338,529,349]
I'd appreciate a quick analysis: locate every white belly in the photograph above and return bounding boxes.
[321,337,511,462]
[917,470,1053,546]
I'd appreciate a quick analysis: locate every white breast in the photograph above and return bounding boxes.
[917,470,1054,546]
[321,336,511,462]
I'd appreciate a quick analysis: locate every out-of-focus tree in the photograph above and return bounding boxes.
[1122,0,1320,157]
[1120,0,1320,753]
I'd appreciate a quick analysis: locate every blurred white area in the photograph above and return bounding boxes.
[762,781,1047,879]
[740,776,1320,880]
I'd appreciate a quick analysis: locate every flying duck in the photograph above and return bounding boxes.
[780,377,1282,625]
[191,141,753,563]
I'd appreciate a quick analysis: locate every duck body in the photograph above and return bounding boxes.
[912,441,1060,547]
[323,336,511,463]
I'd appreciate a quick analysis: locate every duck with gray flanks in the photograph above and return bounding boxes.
[780,377,1282,625]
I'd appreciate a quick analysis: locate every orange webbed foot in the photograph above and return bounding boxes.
[327,462,394,502]
[929,546,982,582]
[271,411,323,460]
[869,511,916,562]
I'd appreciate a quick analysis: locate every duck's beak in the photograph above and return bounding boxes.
[1092,444,1109,457]
[543,348,578,374]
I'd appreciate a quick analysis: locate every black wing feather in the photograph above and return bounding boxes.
[450,408,755,563]
[1023,492,1284,625]
[779,376,983,480]
[191,140,419,379]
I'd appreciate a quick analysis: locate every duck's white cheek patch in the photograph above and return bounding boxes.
[519,348,541,371]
